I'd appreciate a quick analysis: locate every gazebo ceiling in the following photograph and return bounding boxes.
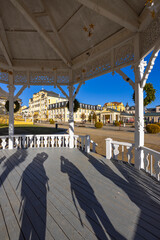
[0,0,160,86]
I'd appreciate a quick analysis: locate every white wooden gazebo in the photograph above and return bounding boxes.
[0,0,160,177]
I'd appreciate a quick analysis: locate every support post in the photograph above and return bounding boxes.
[85,135,90,153]
[7,75,15,149]
[134,60,146,169]
[68,85,75,148]
[106,138,112,160]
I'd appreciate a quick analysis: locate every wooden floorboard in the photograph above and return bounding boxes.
[0,148,160,240]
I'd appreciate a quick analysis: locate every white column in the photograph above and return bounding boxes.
[7,77,15,150]
[68,85,75,148]
[106,138,112,159]
[134,60,146,169]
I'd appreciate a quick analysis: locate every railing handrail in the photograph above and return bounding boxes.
[111,140,134,147]
[90,139,98,146]
[0,134,78,138]
[140,146,160,155]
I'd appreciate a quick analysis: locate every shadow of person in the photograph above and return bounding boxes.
[18,152,49,240]
[61,156,126,240]
[0,149,28,188]
[0,155,6,164]
[87,153,160,240]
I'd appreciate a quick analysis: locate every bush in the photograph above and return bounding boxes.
[155,123,160,127]
[119,120,123,124]
[95,122,103,128]
[49,119,55,124]
[114,121,120,126]
[146,124,160,134]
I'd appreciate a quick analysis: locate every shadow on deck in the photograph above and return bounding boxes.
[0,148,160,240]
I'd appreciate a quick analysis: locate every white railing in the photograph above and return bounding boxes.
[105,138,134,164]
[141,146,160,181]
[0,134,79,149]
[78,135,98,153]
[0,134,97,153]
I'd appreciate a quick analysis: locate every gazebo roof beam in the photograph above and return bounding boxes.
[40,0,71,63]
[9,0,72,68]
[0,18,12,66]
[74,0,139,32]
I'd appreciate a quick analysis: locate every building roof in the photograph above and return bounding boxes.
[146,108,156,113]
[102,108,120,113]
[37,90,61,98]
[145,112,160,117]
[104,102,122,106]
[29,89,66,101]
[121,112,134,116]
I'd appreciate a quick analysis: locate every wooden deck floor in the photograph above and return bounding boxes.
[0,148,160,240]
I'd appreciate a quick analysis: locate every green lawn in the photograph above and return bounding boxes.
[0,125,66,135]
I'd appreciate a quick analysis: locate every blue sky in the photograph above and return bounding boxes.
[0,52,160,108]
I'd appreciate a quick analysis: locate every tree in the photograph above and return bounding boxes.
[132,83,156,107]
[81,113,86,122]
[58,114,63,122]
[67,99,80,112]
[88,111,97,123]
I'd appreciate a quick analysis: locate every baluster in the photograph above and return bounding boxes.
[113,144,119,160]
[26,136,28,148]
[58,137,61,147]
[34,136,36,148]
[150,154,153,176]
[81,137,84,150]
[30,136,33,148]
[15,137,19,149]
[37,136,40,148]
[144,151,150,172]
[48,136,51,147]
[22,136,26,148]
[44,136,47,148]
[63,136,64,147]
[75,136,77,148]
[122,145,124,161]
[92,142,96,152]
[153,153,160,181]
[56,136,57,147]
[2,138,6,149]
[65,136,68,147]
[127,146,133,164]
[51,136,54,147]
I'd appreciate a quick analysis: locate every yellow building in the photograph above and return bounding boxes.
[48,101,102,122]
[104,102,125,112]
[28,90,66,121]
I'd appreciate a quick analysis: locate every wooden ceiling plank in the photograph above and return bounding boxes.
[74,0,139,32]
[9,0,72,67]
[0,18,12,66]
[40,0,71,63]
